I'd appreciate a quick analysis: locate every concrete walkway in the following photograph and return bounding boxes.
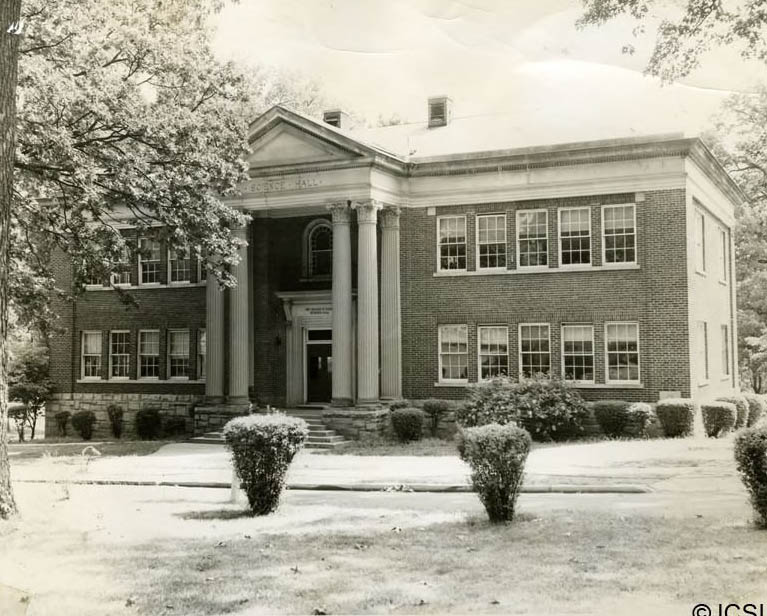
[9,435,741,494]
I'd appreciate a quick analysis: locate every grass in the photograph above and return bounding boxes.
[320,437,458,456]
[7,440,170,460]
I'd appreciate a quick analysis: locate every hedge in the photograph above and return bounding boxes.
[701,401,736,438]
[655,398,696,438]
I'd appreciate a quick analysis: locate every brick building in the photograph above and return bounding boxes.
[46,99,742,437]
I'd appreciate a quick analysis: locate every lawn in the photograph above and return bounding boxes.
[1,481,764,615]
[322,437,458,456]
[7,440,170,460]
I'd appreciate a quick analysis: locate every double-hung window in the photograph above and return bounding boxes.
[562,325,595,383]
[605,323,640,383]
[478,326,509,379]
[559,207,591,266]
[476,214,506,270]
[169,246,191,283]
[438,324,468,382]
[109,331,130,379]
[602,204,636,265]
[519,324,551,378]
[168,329,190,379]
[197,329,206,380]
[721,324,730,377]
[139,237,161,285]
[111,246,131,286]
[437,216,467,271]
[718,227,728,283]
[695,210,706,274]
[138,330,160,379]
[517,210,548,268]
[81,331,102,379]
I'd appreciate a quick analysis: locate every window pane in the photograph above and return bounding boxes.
[310,225,333,277]
[110,332,130,378]
[604,205,636,264]
[439,217,467,270]
[479,326,509,379]
[562,325,594,382]
[168,330,190,378]
[439,325,468,381]
[560,208,591,265]
[520,324,550,378]
[140,238,161,284]
[477,215,506,269]
[518,210,548,267]
[606,323,640,382]
[170,247,191,282]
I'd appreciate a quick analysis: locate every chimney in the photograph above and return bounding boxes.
[428,96,452,128]
[322,109,351,129]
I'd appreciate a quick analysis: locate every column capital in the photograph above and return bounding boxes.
[351,199,383,224]
[380,206,401,229]
[326,201,352,224]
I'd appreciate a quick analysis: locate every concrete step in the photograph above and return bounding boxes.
[305,441,348,450]
[307,435,345,444]
[307,429,336,437]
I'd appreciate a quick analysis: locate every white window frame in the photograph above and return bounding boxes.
[518,323,551,379]
[694,209,706,275]
[516,209,549,270]
[110,245,132,287]
[307,222,333,279]
[558,207,592,267]
[561,324,595,384]
[197,328,206,381]
[80,330,103,380]
[601,204,637,266]
[718,226,728,283]
[436,215,468,272]
[721,323,730,377]
[604,322,641,384]
[477,325,509,381]
[168,246,192,285]
[109,330,131,380]
[138,237,162,286]
[438,324,469,384]
[167,328,190,380]
[475,214,507,271]
[138,329,160,380]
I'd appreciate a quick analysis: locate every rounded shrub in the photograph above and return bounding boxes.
[223,414,308,516]
[54,410,71,437]
[734,424,767,527]
[162,415,187,438]
[456,376,589,441]
[592,400,632,438]
[136,407,162,440]
[71,410,96,441]
[654,398,696,438]
[388,399,411,411]
[743,394,766,427]
[391,408,425,442]
[701,401,737,438]
[716,396,749,429]
[422,399,453,436]
[106,404,124,439]
[457,423,532,523]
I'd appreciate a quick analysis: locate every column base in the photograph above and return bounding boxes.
[205,395,225,404]
[331,397,353,407]
[227,397,251,407]
[356,398,381,408]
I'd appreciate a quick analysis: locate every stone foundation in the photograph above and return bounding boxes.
[193,404,251,435]
[46,393,204,439]
[322,407,391,441]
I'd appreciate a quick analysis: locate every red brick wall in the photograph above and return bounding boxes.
[399,190,692,403]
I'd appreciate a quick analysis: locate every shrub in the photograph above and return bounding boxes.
[391,408,425,442]
[106,404,124,439]
[592,400,632,438]
[71,410,96,441]
[734,424,767,527]
[136,407,162,440]
[223,414,308,516]
[422,399,453,436]
[626,402,654,437]
[743,394,766,427]
[701,402,737,438]
[162,415,187,438]
[716,396,749,429]
[654,398,696,437]
[457,376,590,441]
[54,411,70,436]
[457,423,532,523]
[388,399,411,411]
[8,342,54,441]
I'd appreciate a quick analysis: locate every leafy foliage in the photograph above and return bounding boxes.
[7,342,53,441]
[421,399,454,437]
[106,404,123,439]
[390,408,425,442]
[716,396,750,429]
[71,410,96,441]
[701,402,737,438]
[457,423,531,523]
[592,400,653,438]
[223,414,308,516]
[734,424,767,527]
[136,408,162,440]
[743,394,767,427]
[655,398,696,438]
[162,415,187,438]
[54,410,70,436]
[456,377,590,441]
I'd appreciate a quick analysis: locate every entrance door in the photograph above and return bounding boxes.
[306,329,332,403]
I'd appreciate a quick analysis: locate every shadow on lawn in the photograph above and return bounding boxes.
[175,508,254,521]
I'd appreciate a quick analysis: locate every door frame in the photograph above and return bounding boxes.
[303,327,332,403]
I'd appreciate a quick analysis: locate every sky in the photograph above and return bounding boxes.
[212,0,767,136]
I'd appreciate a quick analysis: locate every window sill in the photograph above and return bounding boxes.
[719,279,728,286]
[433,264,641,278]
[585,382,644,389]
[77,379,205,385]
[434,381,469,388]
[695,269,707,278]
[84,282,206,291]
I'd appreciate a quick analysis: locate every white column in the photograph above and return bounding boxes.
[228,226,250,405]
[380,206,402,399]
[353,200,382,404]
[205,263,225,403]
[328,202,354,406]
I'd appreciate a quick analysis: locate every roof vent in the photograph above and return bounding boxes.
[428,96,451,128]
[322,109,350,129]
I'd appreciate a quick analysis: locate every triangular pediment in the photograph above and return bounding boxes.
[248,123,363,168]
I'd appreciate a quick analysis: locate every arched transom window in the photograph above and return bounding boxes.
[307,221,332,278]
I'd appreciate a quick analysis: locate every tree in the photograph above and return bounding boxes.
[8,342,53,441]
[578,0,767,82]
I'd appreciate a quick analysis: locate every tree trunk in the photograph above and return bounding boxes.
[0,0,22,519]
